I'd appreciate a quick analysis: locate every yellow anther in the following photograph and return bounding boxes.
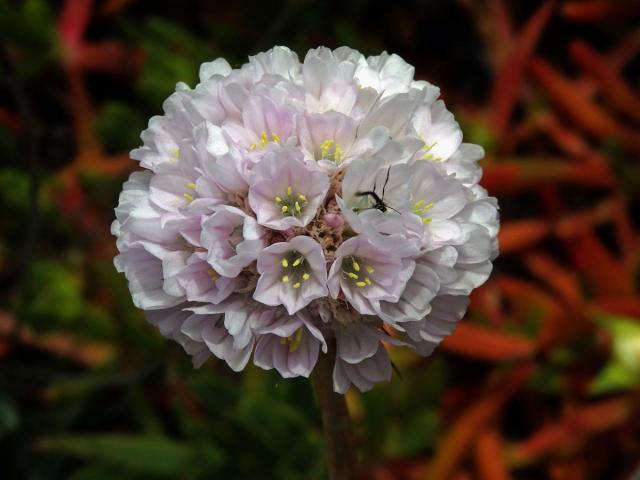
[365,265,375,274]
[281,205,289,213]
[421,142,441,161]
[249,143,257,151]
[258,132,269,149]
[302,272,310,281]
[168,147,180,162]
[293,257,303,267]
[295,201,301,212]
[352,261,360,272]
[287,186,293,196]
[364,277,372,285]
[282,275,289,283]
[183,193,194,202]
[293,282,301,289]
[298,194,307,201]
[271,132,281,144]
[275,196,282,202]
[348,272,359,279]
[289,329,303,353]
[422,217,432,224]
[187,182,196,190]
[320,139,343,162]
[355,281,367,287]
[281,258,289,268]
[207,268,218,280]
[413,201,434,214]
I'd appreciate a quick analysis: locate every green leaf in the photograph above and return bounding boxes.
[35,434,224,476]
[590,361,639,395]
[95,102,146,153]
[0,393,20,438]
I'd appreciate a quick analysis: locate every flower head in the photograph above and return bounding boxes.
[113,46,499,393]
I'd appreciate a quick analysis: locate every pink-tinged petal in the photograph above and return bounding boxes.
[254,312,325,378]
[201,205,265,278]
[248,148,329,230]
[333,343,392,393]
[327,233,416,316]
[253,236,328,314]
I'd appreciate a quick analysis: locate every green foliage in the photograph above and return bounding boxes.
[0,0,57,77]
[96,102,146,153]
[21,259,84,330]
[590,315,640,394]
[0,168,30,211]
[126,18,216,106]
[35,434,224,477]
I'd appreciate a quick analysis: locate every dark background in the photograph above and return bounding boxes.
[1,0,640,479]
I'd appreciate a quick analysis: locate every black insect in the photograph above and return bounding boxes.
[354,167,401,214]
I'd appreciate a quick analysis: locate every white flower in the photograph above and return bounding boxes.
[113,46,499,393]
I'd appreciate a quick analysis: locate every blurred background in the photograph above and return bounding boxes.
[1,0,640,479]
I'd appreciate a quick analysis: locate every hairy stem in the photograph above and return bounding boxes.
[311,341,358,480]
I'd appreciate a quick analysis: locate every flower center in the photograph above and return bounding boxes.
[250,131,281,150]
[280,251,311,289]
[412,199,433,224]
[183,181,197,202]
[275,186,308,217]
[279,328,303,352]
[342,255,375,288]
[168,147,180,163]
[420,141,441,161]
[228,224,244,250]
[319,140,343,163]
[207,268,219,282]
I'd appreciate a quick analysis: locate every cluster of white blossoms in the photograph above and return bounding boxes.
[113,46,499,393]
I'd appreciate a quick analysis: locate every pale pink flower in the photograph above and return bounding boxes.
[113,46,499,392]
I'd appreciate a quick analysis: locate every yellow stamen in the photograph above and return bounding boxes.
[275,196,282,202]
[348,272,359,279]
[293,282,301,289]
[258,132,269,149]
[295,201,301,212]
[298,194,307,201]
[169,147,180,161]
[271,132,281,144]
[183,193,194,202]
[302,273,310,281]
[287,186,293,196]
[352,261,360,272]
[422,217,432,224]
[281,258,289,268]
[414,199,425,207]
[289,329,303,353]
[249,143,257,150]
[282,275,289,283]
[355,281,367,287]
[365,265,375,274]
[320,139,343,162]
[293,257,303,267]
[364,277,372,285]
[187,182,196,190]
[281,205,289,213]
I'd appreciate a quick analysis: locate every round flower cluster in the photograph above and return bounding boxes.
[113,46,499,393]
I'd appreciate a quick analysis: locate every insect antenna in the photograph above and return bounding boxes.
[381,167,402,215]
[381,167,391,200]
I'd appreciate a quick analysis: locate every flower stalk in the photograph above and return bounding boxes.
[311,340,358,480]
